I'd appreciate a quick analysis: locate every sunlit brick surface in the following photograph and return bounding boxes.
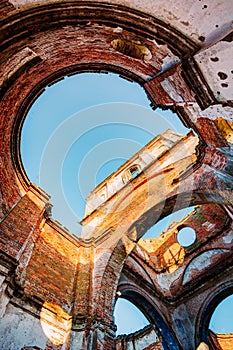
[0,1,232,349]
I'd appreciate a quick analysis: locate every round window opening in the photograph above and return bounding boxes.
[177,227,196,247]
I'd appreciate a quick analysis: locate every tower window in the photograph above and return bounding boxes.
[122,165,141,184]
[129,165,141,179]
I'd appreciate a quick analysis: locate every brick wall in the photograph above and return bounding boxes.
[0,1,232,349]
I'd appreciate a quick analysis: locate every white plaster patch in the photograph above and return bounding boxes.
[161,79,183,102]
[195,40,233,102]
[157,266,185,291]
[201,222,215,230]
[70,330,87,349]
[223,230,233,244]
[183,249,229,285]
[135,245,149,261]
[113,26,123,33]
[0,303,47,350]
[0,276,5,288]
[126,343,134,350]
[184,103,233,123]
[8,0,18,8]
[161,54,180,73]
[136,328,160,349]
[0,290,10,318]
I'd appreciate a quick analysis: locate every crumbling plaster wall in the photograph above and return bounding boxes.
[116,325,163,350]
[0,303,47,350]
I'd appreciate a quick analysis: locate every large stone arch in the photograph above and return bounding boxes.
[115,288,180,350]
[0,1,198,55]
[96,191,231,312]
[1,0,213,216]
[0,1,233,349]
[195,280,233,346]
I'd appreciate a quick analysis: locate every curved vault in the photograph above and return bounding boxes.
[0,1,233,350]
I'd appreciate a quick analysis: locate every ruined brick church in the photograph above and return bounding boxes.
[0,1,233,349]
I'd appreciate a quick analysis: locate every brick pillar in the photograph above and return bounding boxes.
[0,184,50,315]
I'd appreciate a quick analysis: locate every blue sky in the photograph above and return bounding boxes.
[21,72,192,235]
[114,298,149,335]
[114,294,233,336]
[21,72,232,336]
[210,295,233,334]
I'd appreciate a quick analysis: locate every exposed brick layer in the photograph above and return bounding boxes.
[209,330,233,350]
[24,222,79,309]
[0,1,15,18]
[0,193,44,260]
[0,1,232,350]
[123,204,232,298]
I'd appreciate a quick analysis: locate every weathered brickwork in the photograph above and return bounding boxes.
[122,204,232,296]
[0,187,48,260]
[24,222,79,309]
[144,64,196,108]
[209,330,233,350]
[0,1,15,19]
[0,1,232,350]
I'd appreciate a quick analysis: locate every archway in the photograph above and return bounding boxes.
[1,2,232,350]
[196,283,233,345]
[0,1,206,216]
[115,290,180,350]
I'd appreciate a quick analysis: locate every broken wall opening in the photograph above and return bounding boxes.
[20,72,193,236]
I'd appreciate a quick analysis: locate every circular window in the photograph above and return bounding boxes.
[177,227,196,247]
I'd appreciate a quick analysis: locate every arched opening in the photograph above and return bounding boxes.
[209,294,233,334]
[1,2,232,350]
[20,72,191,235]
[114,297,149,335]
[142,206,195,239]
[196,285,233,346]
[114,290,180,350]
